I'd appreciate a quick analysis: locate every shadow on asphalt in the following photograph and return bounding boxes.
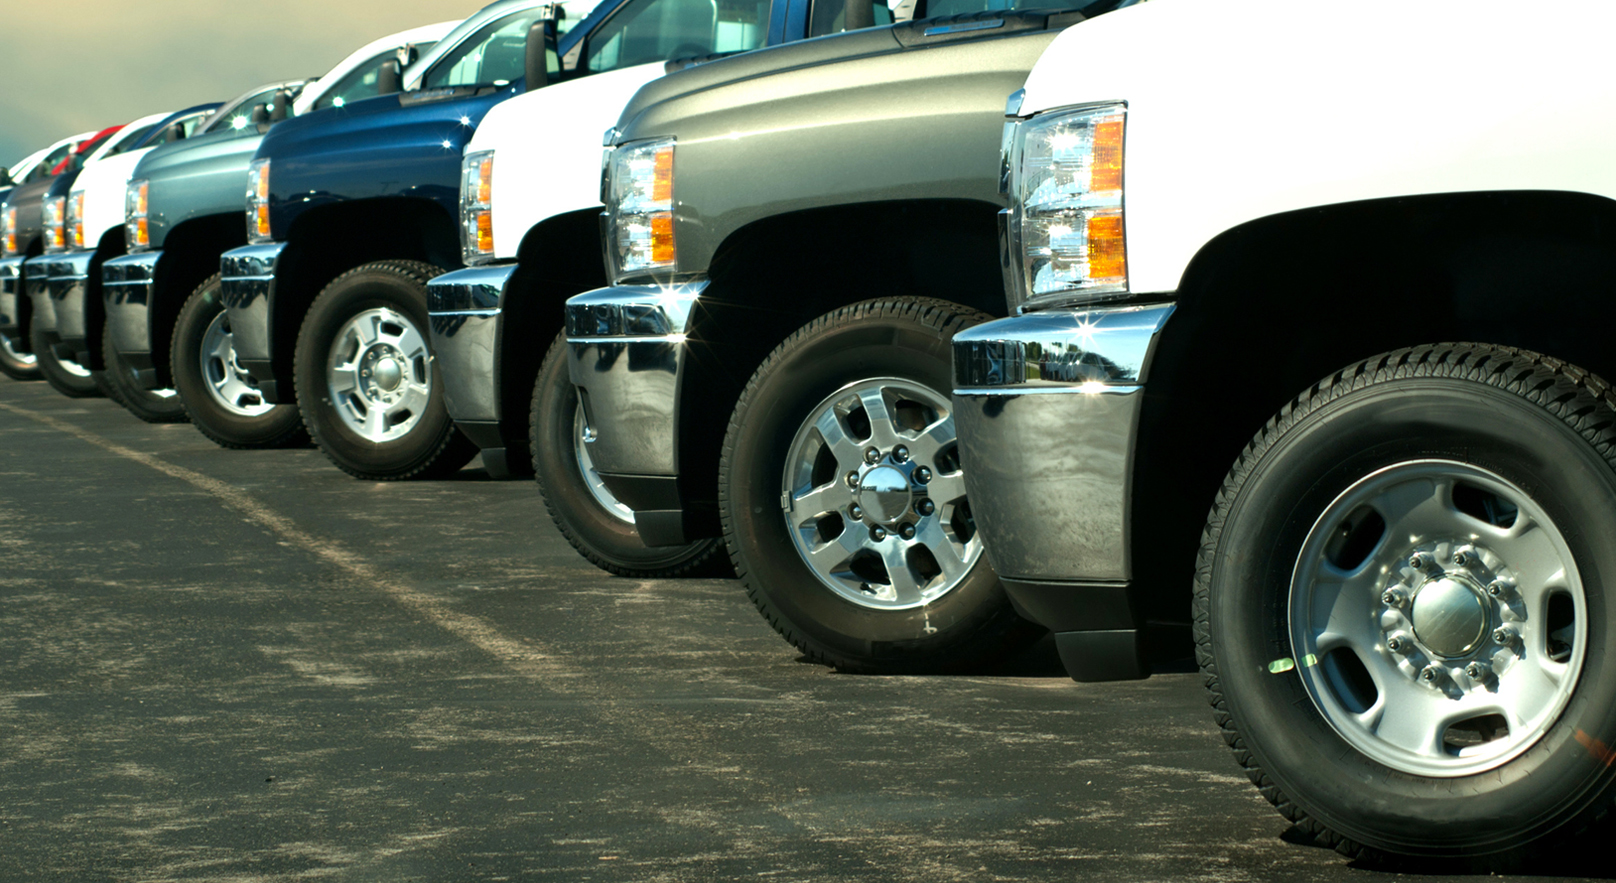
[1280,822,1616,878]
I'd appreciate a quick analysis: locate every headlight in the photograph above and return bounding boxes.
[246,159,272,243]
[1,206,15,256]
[42,195,67,253]
[126,179,150,252]
[67,190,86,250]
[460,150,495,264]
[1005,103,1126,310]
[606,137,676,278]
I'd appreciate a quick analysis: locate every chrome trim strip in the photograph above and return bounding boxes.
[923,18,1002,35]
[953,384,1142,397]
[0,256,23,333]
[564,279,706,339]
[426,264,520,430]
[953,303,1174,390]
[425,263,516,314]
[219,243,287,368]
[45,250,95,344]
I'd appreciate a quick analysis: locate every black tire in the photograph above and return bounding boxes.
[172,274,306,449]
[294,260,475,480]
[531,333,729,577]
[0,329,39,381]
[719,298,1040,673]
[29,312,100,397]
[1197,343,1616,866]
[102,313,187,423]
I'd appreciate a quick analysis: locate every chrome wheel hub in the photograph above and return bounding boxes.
[782,377,980,611]
[326,308,430,443]
[201,311,273,417]
[1290,460,1586,777]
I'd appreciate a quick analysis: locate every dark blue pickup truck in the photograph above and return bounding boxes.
[219,0,873,480]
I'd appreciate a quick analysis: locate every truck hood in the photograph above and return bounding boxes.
[616,8,1085,132]
[134,128,257,182]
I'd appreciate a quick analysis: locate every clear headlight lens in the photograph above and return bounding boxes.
[126,179,150,252]
[607,137,675,278]
[67,190,86,250]
[1,206,16,256]
[1007,104,1126,310]
[246,159,272,243]
[460,150,495,265]
[42,195,67,253]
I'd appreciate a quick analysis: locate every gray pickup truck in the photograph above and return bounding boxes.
[561,0,1135,672]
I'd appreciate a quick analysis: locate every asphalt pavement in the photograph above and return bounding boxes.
[0,378,1607,882]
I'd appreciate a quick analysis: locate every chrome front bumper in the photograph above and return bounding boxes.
[46,250,95,363]
[563,280,704,546]
[23,255,54,333]
[103,250,163,387]
[0,255,27,334]
[952,302,1174,680]
[219,243,286,401]
[427,263,520,476]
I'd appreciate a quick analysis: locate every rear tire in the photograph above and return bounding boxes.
[294,260,475,480]
[172,274,306,448]
[531,333,728,577]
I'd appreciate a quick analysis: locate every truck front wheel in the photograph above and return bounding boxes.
[1198,343,1616,865]
[102,314,186,423]
[294,261,475,480]
[30,317,99,397]
[0,329,38,380]
[531,334,727,577]
[720,298,1040,673]
[172,275,306,448]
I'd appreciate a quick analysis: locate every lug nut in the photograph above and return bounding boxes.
[914,467,932,484]
[846,471,861,489]
[1382,588,1409,608]
[893,445,909,463]
[1465,662,1489,681]
[1387,635,1410,654]
[1420,664,1443,683]
[849,504,863,520]
[1487,580,1512,599]
[1493,625,1518,646]
[1409,552,1430,570]
[917,499,935,517]
[870,525,888,541]
[898,522,916,540]
[1453,546,1477,567]
[864,447,882,464]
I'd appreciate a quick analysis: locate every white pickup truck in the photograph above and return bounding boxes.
[951,0,1616,865]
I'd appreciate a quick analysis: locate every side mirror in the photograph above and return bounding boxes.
[376,58,402,96]
[845,0,874,30]
[250,103,271,125]
[0,167,11,187]
[271,89,290,122]
[525,20,554,91]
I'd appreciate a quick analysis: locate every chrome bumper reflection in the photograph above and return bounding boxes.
[952,303,1174,583]
[103,250,162,357]
[219,243,286,373]
[23,255,54,334]
[46,250,95,346]
[563,281,705,477]
[0,256,24,333]
[427,263,516,428]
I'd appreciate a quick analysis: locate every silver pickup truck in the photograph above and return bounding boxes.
[561,0,1135,672]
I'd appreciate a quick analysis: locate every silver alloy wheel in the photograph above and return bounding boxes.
[574,402,634,524]
[782,377,980,610]
[0,331,36,369]
[325,307,430,443]
[58,348,91,377]
[1290,459,1586,778]
[201,310,273,417]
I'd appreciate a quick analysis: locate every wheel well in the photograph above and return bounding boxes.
[677,199,1004,527]
[492,208,609,460]
[1131,189,1616,627]
[269,199,459,382]
[149,215,244,386]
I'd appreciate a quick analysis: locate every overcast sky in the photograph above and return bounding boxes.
[0,0,488,168]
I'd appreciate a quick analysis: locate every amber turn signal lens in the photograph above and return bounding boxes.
[651,147,673,204]
[1086,211,1126,280]
[475,211,494,253]
[1090,115,1125,193]
[255,205,270,239]
[133,218,148,248]
[649,212,674,265]
[476,157,493,206]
